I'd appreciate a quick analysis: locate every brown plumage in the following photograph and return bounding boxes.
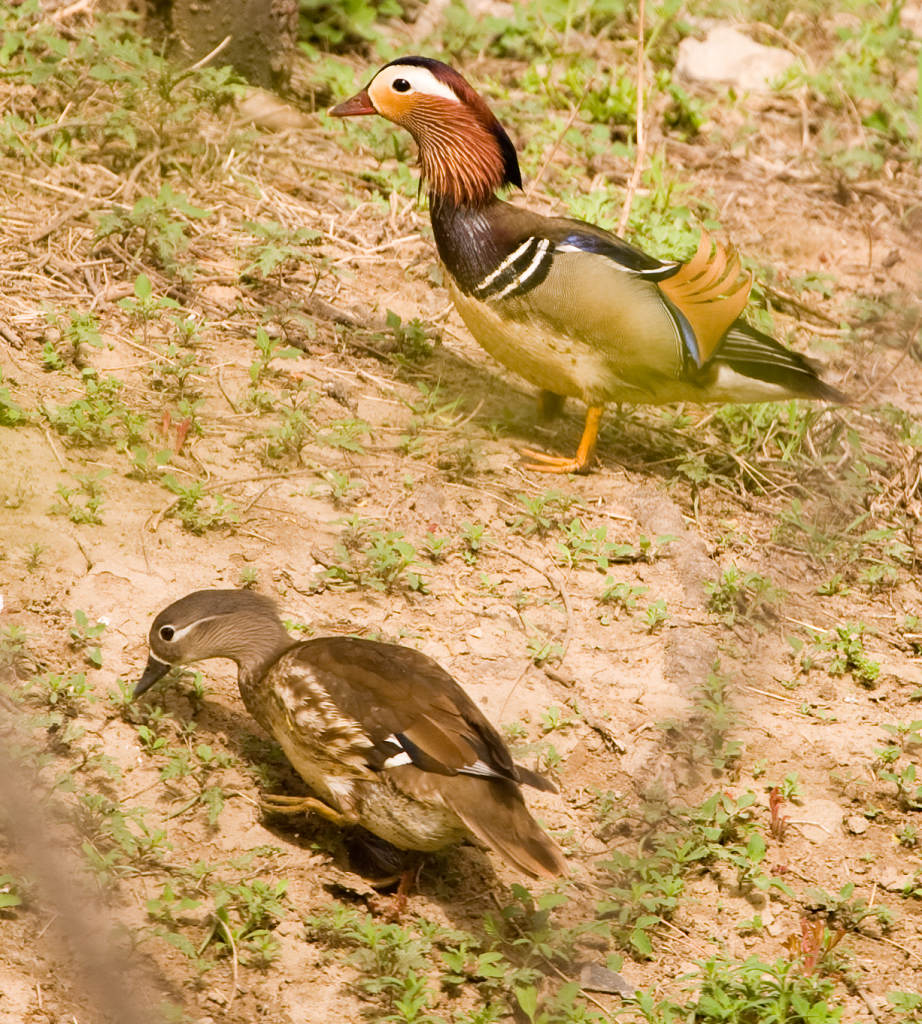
[134,589,566,880]
[331,57,844,474]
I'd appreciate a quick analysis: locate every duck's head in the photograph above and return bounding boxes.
[134,589,289,698]
[331,57,522,206]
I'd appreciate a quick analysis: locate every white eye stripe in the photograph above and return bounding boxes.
[160,616,218,644]
[369,65,461,107]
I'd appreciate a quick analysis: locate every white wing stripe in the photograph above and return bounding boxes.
[556,242,679,277]
[474,237,537,291]
[490,239,551,300]
[382,751,413,769]
[459,758,503,779]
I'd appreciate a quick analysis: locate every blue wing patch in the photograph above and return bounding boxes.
[558,231,680,280]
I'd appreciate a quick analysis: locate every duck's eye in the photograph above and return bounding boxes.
[159,625,175,642]
[392,78,411,93]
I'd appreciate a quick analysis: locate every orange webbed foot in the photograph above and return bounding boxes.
[519,447,592,474]
[519,404,603,474]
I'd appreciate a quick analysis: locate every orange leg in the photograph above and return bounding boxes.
[260,792,348,825]
[370,863,422,920]
[520,405,603,474]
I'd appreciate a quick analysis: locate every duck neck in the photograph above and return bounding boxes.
[411,93,517,208]
[221,615,295,698]
[429,192,511,295]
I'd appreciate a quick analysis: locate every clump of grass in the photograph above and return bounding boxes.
[706,565,784,626]
[631,955,845,1023]
[322,516,427,594]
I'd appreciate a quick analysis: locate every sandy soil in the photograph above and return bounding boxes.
[1,11,922,1024]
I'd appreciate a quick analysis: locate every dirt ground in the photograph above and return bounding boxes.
[1,6,922,1024]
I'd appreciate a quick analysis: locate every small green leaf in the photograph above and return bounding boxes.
[134,273,152,299]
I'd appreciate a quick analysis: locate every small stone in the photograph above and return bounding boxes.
[204,989,228,1006]
[677,26,796,92]
[878,865,915,892]
[274,919,303,939]
[578,962,636,996]
[202,284,241,314]
[845,815,869,835]
[580,834,609,856]
[796,799,844,843]
[238,88,312,131]
[901,1,922,34]
[765,916,786,937]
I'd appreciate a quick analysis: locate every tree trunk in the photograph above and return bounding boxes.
[135,0,299,89]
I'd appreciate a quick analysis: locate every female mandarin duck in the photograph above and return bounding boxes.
[134,590,566,879]
[331,57,843,473]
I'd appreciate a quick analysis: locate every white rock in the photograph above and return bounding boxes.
[677,26,796,92]
[793,799,844,844]
[202,284,241,314]
[845,814,869,835]
[901,2,922,36]
[878,865,915,892]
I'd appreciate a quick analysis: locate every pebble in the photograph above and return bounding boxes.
[878,865,916,892]
[677,26,796,92]
[845,814,869,835]
[796,799,844,843]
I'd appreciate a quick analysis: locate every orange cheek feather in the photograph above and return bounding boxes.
[369,87,415,123]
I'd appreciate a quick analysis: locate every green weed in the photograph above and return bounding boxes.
[0,370,27,426]
[128,444,173,481]
[644,599,669,632]
[875,720,922,810]
[319,469,364,506]
[599,579,648,615]
[631,955,844,1023]
[75,792,172,884]
[248,326,302,407]
[243,220,321,282]
[510,490,581,537]
[0,874,23,914]
[50,470,110,525]
[383,309,436,364]
[555,519,674,572]
[43,373,147,449]
[305,905,441,1015]
[96,184,210,277]
[888,990,922,1021]
[789,623,881,689]
[324,516,427,593]
[41,309,103,369]
[706,565,784,626]
[802,882,894,934]
[161,476,238,535]
[68,609,107,668]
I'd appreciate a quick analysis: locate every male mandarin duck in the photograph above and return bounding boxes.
[331,57,844,473]
[134,589,566,879]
